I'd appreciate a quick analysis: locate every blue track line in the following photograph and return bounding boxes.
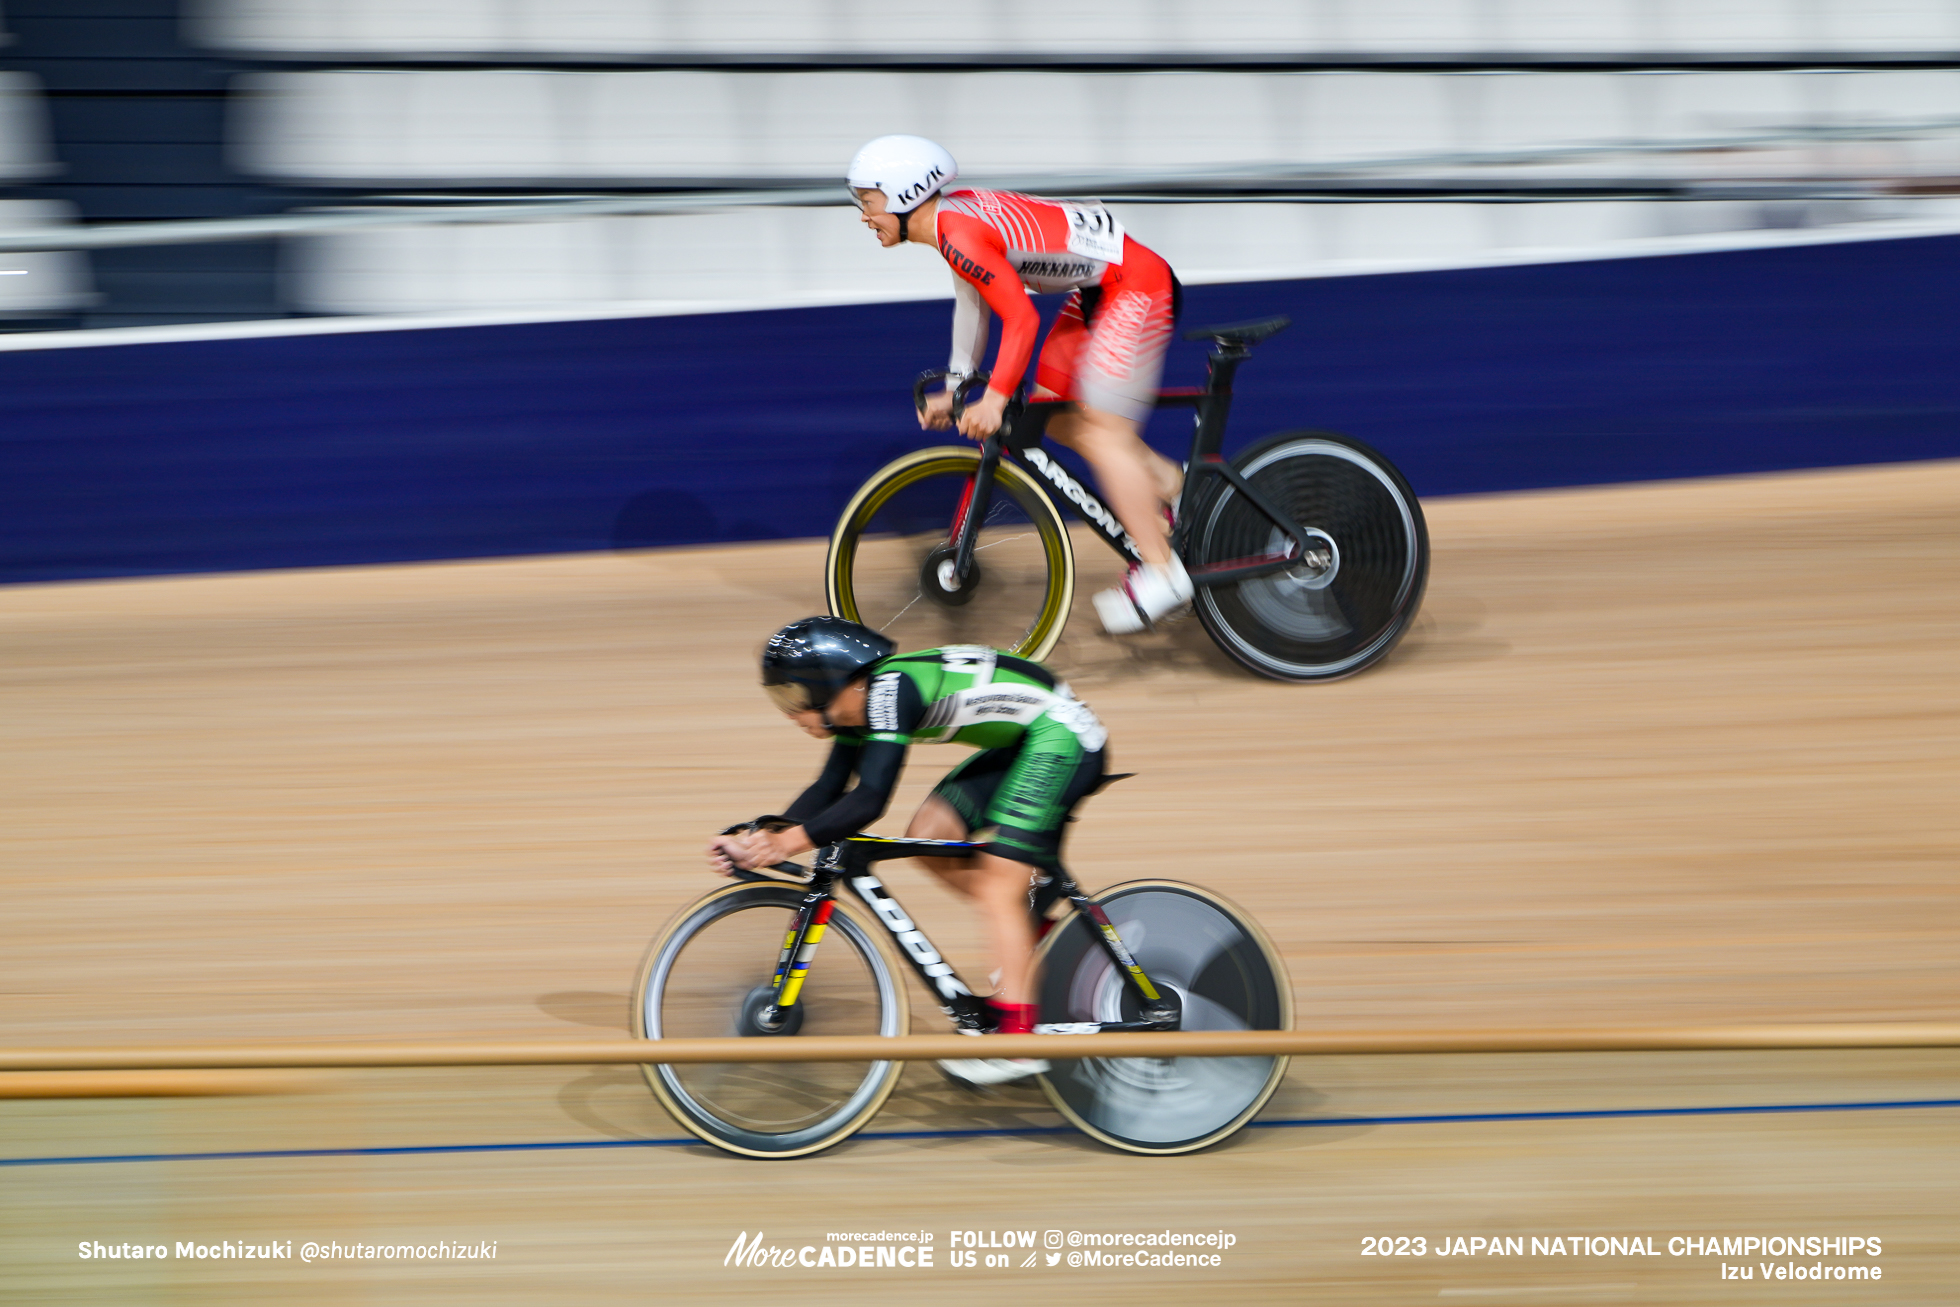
[3,1097,1956,1169]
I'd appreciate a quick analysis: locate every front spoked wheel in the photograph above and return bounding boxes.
[1190,431,1428,681]
[827,446,1074,660]
[1033,881,1291,1155]
[633,883,908,1158]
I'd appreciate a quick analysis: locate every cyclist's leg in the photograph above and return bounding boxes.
[908,802,1039,1004]
[1044,408,1179,565]
[911,739,1104,1011]
[905,747,1011,889]
[972,728,1105,1010]
[1081,389,1182,508]
[1035,292,1179,569]
[904,753,1043,1030]
[928,735,1104,1087]
[1039,267,1188,631]
[908,752,1045,1001]
[907,750,1043,990]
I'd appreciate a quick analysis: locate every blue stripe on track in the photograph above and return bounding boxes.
[2,1097,1955,1168]
[1251,1097,1960,1130]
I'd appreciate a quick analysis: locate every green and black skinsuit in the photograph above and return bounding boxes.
[784,645,1108,868]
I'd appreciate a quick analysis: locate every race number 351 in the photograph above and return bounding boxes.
[1060,202,1123,262]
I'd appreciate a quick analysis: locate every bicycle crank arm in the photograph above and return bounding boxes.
[1035,1017,1182,1035]
[1187,550,1312,586]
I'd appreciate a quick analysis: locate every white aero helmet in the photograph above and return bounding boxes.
[847,135,957,214]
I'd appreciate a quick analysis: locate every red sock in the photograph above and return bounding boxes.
[989,1002,1037,1035]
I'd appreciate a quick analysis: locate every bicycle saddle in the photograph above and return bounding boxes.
[1183,316,1291,347]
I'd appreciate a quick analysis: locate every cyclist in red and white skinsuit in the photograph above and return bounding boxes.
[847,136,1192,633]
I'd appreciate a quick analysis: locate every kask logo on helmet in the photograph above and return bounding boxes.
[894,165,945,208]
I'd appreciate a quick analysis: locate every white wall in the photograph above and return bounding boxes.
[182,0,1960,318]
[0,74,92,316]
[0,201,96,317]
[191,0,1960,56]
[282,196,1960,317]
[231,68,1960,185]
[0,72,58,181]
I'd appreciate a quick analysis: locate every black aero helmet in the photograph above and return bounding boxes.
[761,617,896,715]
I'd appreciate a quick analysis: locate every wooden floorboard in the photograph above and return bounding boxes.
[3,460,1955,1302]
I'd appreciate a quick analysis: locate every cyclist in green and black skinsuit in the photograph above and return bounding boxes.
[707,616,1109,1087]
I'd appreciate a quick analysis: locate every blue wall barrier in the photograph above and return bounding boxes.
[4,233,1959,584]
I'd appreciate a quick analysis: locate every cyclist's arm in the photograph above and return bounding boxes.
[797,740,906,846]
[948,276,990,380]
[794,668,925,844]
[721,735,900,871]
[938,211,1039,399]
[783,739,859,824]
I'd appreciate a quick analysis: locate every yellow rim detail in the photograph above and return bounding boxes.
[826,446,1074,661]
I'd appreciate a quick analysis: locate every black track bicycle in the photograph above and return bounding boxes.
[826,317,1429,682]
[633,820,1291,1159]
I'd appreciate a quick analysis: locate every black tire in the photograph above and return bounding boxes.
[1032,880,1291,1155]
[1189,431,1428,681]
[632,883,908,1158]
[827,446,1075,660]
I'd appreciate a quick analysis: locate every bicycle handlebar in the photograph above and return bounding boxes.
[913,369,992,424]
[711,817,810,881]
[723,817,797,837]
[715,819,989,880]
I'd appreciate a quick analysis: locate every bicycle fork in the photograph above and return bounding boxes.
[764,867,999,1032]
[767,887,835,1013]
[949,433,1002,584]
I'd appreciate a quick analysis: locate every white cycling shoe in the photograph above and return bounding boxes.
[937,1056,1050,1089]
[1093,555,1194,634]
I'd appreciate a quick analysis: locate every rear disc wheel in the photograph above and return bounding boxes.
[1033,880,1291,1154]
[1191,431,1427,681]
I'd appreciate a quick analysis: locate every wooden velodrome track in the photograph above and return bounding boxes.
[3,460,1956,1304]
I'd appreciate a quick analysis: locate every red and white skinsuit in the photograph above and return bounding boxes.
[934,189,1177,423]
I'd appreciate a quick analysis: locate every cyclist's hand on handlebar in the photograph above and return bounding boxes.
[956,388,1008,441]
[705,834,755,876]
[706,826,815,876]
[917,389,954,431]
[744,824,815,869]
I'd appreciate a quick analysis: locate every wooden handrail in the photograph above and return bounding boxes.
[4,1023,1957,1073]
